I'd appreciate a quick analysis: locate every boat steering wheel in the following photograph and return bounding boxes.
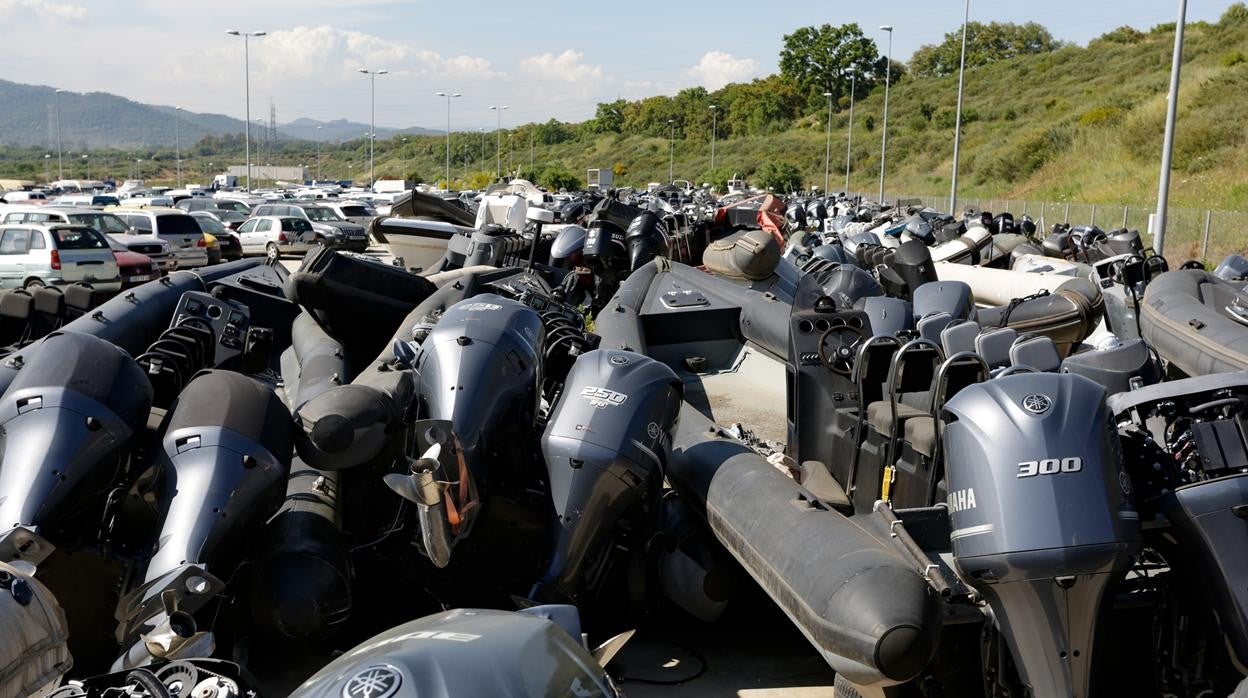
[818,322,868,376]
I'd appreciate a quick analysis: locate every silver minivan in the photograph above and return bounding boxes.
[0,224,122,291]
[109,207,209,269]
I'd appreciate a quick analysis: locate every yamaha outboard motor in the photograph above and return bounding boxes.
[534,349,680,605]
[878,239,937,299]
[115,370,292,670]
[806,199,828,232]
[415,294,544,483]
[290,606,622,698]
[943,373,1140,698]
[624,210,670,272]
[1019,215,1038,239]
[1215,254,1248,282]
[786,201,808,231]
[0,332,152,564]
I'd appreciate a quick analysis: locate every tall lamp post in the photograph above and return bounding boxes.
[435,91,461,188]
[226,30,266,193]
[489,105,508,177]
[358,68,388,189]
[845,68,858,194]
[82,154,89,180]
[950,0,971,215]
[822,91,834,194]
[53,89,65,181]
[709,104,719,171]
[878,24,894,205]
[174,106,184,188]
[315,126,323,181]
[43,154,50,183]
[667,119,676,183]
[1153,0,1188,255]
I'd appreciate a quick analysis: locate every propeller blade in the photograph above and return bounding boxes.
[421,442,442,462]
[383,473,421,504]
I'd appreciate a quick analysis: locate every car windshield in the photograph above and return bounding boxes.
[53,227,108,250]
[339,205,370,217]
[157,214,203,236]
[302,207,342,222]
[282,218,313,232]
[215,200,251,213]
[67,212,130,234]
[194,216,225,233]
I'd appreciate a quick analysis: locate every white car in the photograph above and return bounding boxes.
[0,223,121,291]
[108,207,209,269]
[236,215,320,260]
[0,206,176,274]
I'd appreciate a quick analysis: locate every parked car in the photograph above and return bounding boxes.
[0,223,121,291]
[236,215,319,260]
[104,236,157,288]
[322,199,377,226]
[0,206,175,274]
[108,207,209,269]
[190,212,243,261]
[0,191,49,205]
[184,207,248,230]
[53,194,120,208]
[250,203,367,251]
[177,197,253,218]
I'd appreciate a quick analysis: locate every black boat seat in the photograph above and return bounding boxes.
[904,417,937,458]
[63,283,96,320]
[868,400,927,434]
[1009,334,1061,372]
[917,311,953,344]
[0,290,34,346]
[975,327,1018,369]
[941,319,979,356]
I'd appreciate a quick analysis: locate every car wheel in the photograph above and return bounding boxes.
[266,242,281,261]
[23,277,45,290]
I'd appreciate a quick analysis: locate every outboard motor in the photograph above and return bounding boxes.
[786,201,808,231]
[415,294,544,483]
[806,199,828,232]
[904,217,936,245]
[583,219,629,309]
[1215,254,1248,282]
[115,370,292,670]
[533,349,680,605]
[624,210,671,272]
[549,225,588,269]
[943,373,1140,698]
[1019,215,1038,238]
[878,239,937,299]
[995,212,1016,235]
[0,332,152,564]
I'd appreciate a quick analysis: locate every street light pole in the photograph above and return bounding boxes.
[174,106,184,188]
[81,154,88,180]
[950,0,971,215]
[435,91,461,188]
[358,68,389,189]
[53,89,65,181]
[489,105,508,177]
[709,105,719,171]
[315,125,322,181]
[1154,0,1188,255]
[667,119,676,183]
[226,30,266,193]
[845,68,857,193]
[822,91,833,194]
[878,25,894,205]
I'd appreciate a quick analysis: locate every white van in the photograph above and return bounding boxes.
[0,223,121,291]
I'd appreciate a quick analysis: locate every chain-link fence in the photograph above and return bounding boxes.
[873,192,1248,264]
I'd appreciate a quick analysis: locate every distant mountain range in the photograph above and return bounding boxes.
[0,80,439,149]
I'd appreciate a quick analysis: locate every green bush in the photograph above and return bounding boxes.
[1221,50,1247,67]
[1078,106,1123,127]
[755,161,804,193]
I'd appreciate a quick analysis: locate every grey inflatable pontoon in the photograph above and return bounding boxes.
[1140,269,1248,376]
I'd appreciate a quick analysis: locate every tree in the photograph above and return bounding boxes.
[909,22,1062,78]
[779,23,881,106]
[538,165,580,192]
[755,161,803,193]
[592,100,628,133]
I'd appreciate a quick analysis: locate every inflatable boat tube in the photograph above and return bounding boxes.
[668,405,940,686]
[976,277,1104,355]
[282,311,349,412]
[935,261,1078,306]
[1140,269,1248,376]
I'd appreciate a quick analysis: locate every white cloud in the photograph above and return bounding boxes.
[688,51,759,90]
[0,0,86,22]
[520,49,603,83]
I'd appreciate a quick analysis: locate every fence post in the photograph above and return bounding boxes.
[1202,209,1212,260]
[1122,205,1128,229]
[1091,205,1097,227]
[1022,201,1028,216]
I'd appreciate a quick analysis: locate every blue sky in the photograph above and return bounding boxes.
[0,0,1234,130]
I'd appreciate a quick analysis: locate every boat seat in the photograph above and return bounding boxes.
[29,287,65,340]
[0,290,34,346]
[1009,334,1061,372]
[868,400,928,434]
[904,417,937,458]
[917,311,953,344]
[1061,338,1162,394]
[63,283,96,320]
[941,319,980,357]
[975,327,1018,369]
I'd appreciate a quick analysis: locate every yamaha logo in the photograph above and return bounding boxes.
[1021,394,1052,414]
[610,354,629,365]
[343,664,402,698]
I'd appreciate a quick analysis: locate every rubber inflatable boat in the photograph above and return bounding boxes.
[1141,268,1248,376]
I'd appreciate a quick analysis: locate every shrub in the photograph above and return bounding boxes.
[1221,51,1247,67]
[755,161,804,193]
[1221,2,1248,26]
[1078,106,1123,127]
